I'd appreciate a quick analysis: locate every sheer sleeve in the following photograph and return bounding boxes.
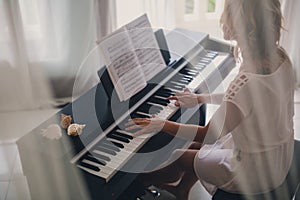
[223,73,252,117]
[204,73,251,143]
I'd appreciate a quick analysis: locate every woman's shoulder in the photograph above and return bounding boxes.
[224,72,251,101]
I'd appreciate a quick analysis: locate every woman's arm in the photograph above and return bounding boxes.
[125,101,244,143]
[162,120,209,143]
[197,93,224,105]
[168,89,224,107]
[125,118,209,143]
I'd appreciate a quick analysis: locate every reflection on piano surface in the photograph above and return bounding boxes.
[17,28,236,200]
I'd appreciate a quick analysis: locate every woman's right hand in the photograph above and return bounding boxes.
[168,88,202,108]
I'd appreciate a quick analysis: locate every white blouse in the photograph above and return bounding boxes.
[194,59,295,195]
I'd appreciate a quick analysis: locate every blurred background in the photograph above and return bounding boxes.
[0,0,299,199]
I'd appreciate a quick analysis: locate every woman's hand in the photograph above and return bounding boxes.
[125,117,166,137]
[168,88,200,108]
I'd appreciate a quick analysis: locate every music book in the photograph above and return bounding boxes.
[99,14,166,101]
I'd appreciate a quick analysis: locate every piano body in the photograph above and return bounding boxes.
[17,28,236,200]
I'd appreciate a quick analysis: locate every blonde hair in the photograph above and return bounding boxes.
[221,0,285,69]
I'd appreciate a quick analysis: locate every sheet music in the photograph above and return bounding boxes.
[99,14,166,101]
[100,27,146,101]
[125,14,166,81]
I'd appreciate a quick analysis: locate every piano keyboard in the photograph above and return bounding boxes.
[73,50,230,181]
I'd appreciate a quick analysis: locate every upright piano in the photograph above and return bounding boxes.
[17,28,236,200]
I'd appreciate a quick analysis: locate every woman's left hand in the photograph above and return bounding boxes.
[125,117,166,137]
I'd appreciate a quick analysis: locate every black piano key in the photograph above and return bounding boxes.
[170,85,184,90]
[138,104,162,114]
[148,97,169,106]
[197,62,207,66]
[186,67,199,73]
[136,106,148,114]
[92,152,111,162]
[179,70,197,77]
[107,134,130,143]
[180,76,193,82]
[177,78,190,84]
[196,62,206,66]
[201,57,211,61]
[146,102,164,109]
[147,103,164,114]
[131,112,150,119]
[194,65,205,71]
[115,130,134,140]
[94,146,117,156]
[204,54,214,59]
[179,72,197,79]
[85,154,107,166]
[173,73,193,81]
[79,162,100,172]
[178,73,194,79]
[101,141,121,152]
[156,89,174,97]
[200,59,210,64]
[207,52,218,58]
[110,141,124,149]
[180,68,198,74]
[171,80,185,85]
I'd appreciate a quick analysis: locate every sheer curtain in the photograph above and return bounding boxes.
[141,0,176,29]
[281,0,300,88]
[116,0,175,30]
[0,0,116,111]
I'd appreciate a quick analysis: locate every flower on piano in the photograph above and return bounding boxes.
[67,123,86,136]
[41,124,62,140]
[60,114,72,129]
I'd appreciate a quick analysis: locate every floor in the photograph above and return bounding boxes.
[0,72,299,200]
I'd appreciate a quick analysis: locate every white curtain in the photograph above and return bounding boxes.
[115,0,175,30]
[0,0,116,111]
[141,0,176,29]
[281,0,300,88]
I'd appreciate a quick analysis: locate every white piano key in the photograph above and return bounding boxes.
[171,81,186,87]
[93,150,124,163]
[154,95,168,100]
[135,111,152,118]
[147,102,166,109]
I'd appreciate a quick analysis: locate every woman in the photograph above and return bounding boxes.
[126,0,295,199]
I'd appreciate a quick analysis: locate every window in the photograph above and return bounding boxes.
[207,0,216,13]
[184,0,219,21]
[184,0,199,21]
[185,0,195,14]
